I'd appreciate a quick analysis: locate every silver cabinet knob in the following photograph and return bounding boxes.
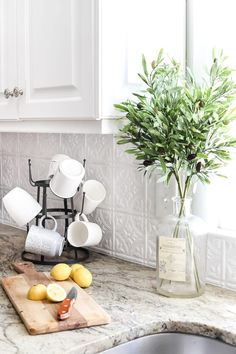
[4,89,13,99]
[13,87,23,97]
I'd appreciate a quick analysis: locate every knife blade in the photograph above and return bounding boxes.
[57,287,77,320]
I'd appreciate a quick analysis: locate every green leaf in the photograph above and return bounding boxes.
[142,54,148,77]
[114,104,128,112]
[117,139,129,145]
[156,48,164,65]
[166,170,173,184]
[197,153,208,159]
[159,157,167,173]
[138,73,148,85]
[216,173,228,178]
[125,149,138,154]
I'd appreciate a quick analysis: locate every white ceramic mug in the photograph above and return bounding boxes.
[50,159,85,199]
[47,154,70,179]
[81,180,106,214]
[3,187,42,227]
[67,213,102,247]
[25,215,65,257]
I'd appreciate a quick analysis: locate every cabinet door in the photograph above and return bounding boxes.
[0,0,18,120]
[100,0,186,118]
[17,0,97,120]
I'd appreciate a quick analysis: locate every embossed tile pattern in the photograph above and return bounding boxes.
[225,238,236,290]
[18,157,37,196]
[0,132,235,291]
[206,235,224,286]
[114,140,137,165]
[115,211,145,262]
[147,218,159,267]
[86,134,113,163]
[85,163,113,209]
[37,133,61,159]
[114,163,145,215]
[2,155,19,189]
[61,134,85,162]
[1,133,19,155]
[90,208,113,253]
[19,133,39,157]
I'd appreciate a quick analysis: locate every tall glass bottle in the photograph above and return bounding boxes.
[156,197,207,298]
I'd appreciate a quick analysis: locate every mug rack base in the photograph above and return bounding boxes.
[21,247,89,265]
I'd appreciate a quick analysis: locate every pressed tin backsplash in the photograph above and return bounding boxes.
[0,132,236,291]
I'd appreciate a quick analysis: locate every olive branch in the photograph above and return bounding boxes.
[115,49,236,199]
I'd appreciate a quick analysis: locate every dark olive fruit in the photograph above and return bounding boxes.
[195,100,205,108]
[143,160,153,167]
[199,100,205,108]
[196,161,202,172]
[187,153,196,161]
[158,147,165,155]
[137,103,143,109]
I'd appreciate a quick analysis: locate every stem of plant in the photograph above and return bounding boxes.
[159,174,201,294]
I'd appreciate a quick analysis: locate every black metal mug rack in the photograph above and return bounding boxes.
[21,158,89,265]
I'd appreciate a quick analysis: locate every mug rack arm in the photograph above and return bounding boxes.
[77,158,86,193]
[79,192,86,216]
[28,159,36,186]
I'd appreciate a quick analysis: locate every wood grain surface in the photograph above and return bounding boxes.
[1,262,110,335]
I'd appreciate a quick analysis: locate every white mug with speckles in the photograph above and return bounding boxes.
[25,215,65,257]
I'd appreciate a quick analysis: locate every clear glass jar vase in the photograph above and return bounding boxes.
[156,197,207,298]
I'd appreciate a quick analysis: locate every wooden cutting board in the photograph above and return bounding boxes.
[1,262,110,335]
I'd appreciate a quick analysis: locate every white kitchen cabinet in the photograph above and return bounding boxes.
[0,0,98,122]
[0,0,186,132]
[0,0,18,120]
[17,0,97,120]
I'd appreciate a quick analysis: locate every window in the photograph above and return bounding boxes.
[188,0,236,231]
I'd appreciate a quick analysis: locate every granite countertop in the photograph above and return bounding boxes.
[0,224,236,354]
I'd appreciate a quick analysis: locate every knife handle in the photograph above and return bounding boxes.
[58,298,75,320]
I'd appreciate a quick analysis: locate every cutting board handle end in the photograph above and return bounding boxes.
[12,261,36,274]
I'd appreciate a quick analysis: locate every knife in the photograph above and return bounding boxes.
[57,287,77,320]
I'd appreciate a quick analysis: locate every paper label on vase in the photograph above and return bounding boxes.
[158,236,186,282]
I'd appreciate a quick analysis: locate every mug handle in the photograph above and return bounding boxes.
[39,215,57,231]
[75,213,88,223]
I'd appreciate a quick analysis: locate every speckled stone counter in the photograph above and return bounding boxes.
[0,224,236,354]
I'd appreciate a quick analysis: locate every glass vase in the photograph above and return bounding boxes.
[156,197,207,298]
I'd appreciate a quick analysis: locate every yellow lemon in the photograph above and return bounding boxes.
[70,263,84,280]
[73,267,92,288]
[46,283,66,302]
[27,284,47,301]
[50,263,71,281]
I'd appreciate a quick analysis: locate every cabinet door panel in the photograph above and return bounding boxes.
[0,0,18,120]
[101,0,186,118]
[18,0,97,120]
